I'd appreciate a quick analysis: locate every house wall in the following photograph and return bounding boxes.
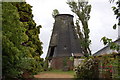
[74,58,84,67]
[94,47,116,56]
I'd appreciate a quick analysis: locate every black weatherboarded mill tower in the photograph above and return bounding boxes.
[46,14,83,70]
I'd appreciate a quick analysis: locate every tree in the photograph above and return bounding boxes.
[12,2,43,57]
[52,9,59,18]
[2,2,43,79]
[2,2,28,78]
[67,0,91,57]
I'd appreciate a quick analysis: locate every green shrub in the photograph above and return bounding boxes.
[74,53,120,79]
[74,57,99,79]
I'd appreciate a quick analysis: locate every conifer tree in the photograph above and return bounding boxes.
[2,2,43,78]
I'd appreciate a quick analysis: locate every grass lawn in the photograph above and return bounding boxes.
[34,70,75,78]
[39,70,75,76]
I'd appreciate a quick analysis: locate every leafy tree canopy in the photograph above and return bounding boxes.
[67,0,91,57]
[2,2,43,78]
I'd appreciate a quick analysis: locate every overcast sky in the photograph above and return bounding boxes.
[26,0,118,58]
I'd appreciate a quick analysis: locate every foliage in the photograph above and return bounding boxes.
[17,58,44,75]
[74,53,120,79]
[63,57,68,67]
[52,9,59,18]
[12,2,43,56]
[111,0,120,25]
[2,2,27,78]
[98,53,120,78]
[69,56,74,61]
[43,60,49,71]
[74,56,99,79]
[67,0,91,57]
[101,37,120,51]
[2,2,43,79]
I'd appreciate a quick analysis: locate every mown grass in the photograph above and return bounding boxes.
[40,69,75,76]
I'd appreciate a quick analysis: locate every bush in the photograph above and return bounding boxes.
[74,52,120,79]
[74,57,99,79]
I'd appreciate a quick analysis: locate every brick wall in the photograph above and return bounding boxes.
[50,57,74,70]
